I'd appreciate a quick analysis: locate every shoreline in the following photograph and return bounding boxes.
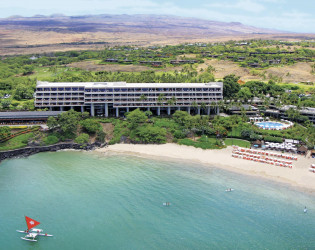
[95,143,315,193]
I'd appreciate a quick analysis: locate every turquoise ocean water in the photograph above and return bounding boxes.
[0,151,314,250]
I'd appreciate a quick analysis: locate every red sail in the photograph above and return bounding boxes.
[25,216,40,230]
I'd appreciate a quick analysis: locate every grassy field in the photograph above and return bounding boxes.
[0,132,34,151]
[178,136,225,149]
[224,138,251,148]
[29,66,86,80]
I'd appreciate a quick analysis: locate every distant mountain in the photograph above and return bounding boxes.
[0,14,282,35]
[2,14,310,56]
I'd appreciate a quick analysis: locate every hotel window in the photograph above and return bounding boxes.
[44,88,50,91]
[58,88,64,91]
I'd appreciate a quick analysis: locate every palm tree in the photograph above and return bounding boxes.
[157,93,165,106]
[217,100,224,113]
[139,94,147,102]
[167,96,176,106]
[191,101,198,114]
[200,102,207,114]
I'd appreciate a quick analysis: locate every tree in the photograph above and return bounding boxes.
[135,125,166,143]
[0,98,12,109]
[139,94,147,102]
[57,110,82,136]
[144,110,153,118]
[75,133,89,144]
[237,87,252,102]
[22,65,35,75]
[199,72,215,82]
[173,110,190,126]
[0,126,11,140]
[127,108,147,129]
[167,96,176,106]
[80,119,102,134]
[157,93,165,105]
[223,74,240,98]
[191,101,198,113]
[200,102,207,113]
[44,135,59,145]
[81,111,90,119]
[285,107,300,122]
[47,116,58,130]
[96,130,106,143]
[13,84,34,100]
[196,115,209,135]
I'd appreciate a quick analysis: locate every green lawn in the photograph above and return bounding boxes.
[29,66,86,80]
[224,138,250,148]
[178,136,225,150]
[227,127,242,137]
[0,132,34,151]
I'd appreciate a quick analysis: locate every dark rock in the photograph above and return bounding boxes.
[0,142,107,162]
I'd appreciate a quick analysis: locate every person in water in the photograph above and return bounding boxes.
[304,206,307,213]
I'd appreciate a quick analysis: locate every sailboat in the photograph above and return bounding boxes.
[16,216,53,242]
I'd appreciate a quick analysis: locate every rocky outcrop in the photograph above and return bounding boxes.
[0,142,105,162]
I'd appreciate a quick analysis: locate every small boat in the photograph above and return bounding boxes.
[225,188,234,192]
[17,228,53,237]
[17,216,53,242]
[21,233,38,242]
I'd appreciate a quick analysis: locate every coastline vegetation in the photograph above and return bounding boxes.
[0,132,34,150]
[0,107,314,151]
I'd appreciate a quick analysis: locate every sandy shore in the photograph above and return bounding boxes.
[95,143,315,192]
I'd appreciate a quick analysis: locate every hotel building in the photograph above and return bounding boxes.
[35,81,223,117]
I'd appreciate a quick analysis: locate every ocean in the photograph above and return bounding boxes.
[0,151,314,249]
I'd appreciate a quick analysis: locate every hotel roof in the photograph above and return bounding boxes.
[0,111,63,119]
[36,81,223,88]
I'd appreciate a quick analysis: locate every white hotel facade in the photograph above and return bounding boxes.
[35,81,223,117]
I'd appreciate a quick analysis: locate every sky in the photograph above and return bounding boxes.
[1,0,314,33]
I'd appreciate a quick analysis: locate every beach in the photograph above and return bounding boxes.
[95,144,315,192]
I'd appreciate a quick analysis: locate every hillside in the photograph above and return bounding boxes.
[0,14,313,55]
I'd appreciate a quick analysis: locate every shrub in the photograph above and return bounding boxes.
[173,130,186,139]
[263,135,283,143]
[178,138,224,149]
[75,133,89,144]
[80,119,102,134]
[0,126,11,140]
[96,129,106,143]
[44,135,59,145]
[132,125,166,144]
